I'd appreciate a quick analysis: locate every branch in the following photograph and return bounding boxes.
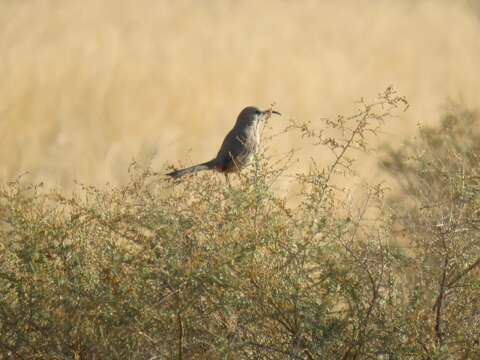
[434,256,449,346]
[447,256,480,288]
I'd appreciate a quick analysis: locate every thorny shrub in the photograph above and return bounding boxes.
[1,88,478,359]
[381,103,480,359]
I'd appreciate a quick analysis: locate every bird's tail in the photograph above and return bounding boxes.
[166,159,216,179]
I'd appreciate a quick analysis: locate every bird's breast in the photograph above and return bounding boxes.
[243,121,261,148]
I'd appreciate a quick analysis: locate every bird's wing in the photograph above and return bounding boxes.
[216,129,247,170]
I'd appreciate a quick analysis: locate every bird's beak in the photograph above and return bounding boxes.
[263,110,281,116]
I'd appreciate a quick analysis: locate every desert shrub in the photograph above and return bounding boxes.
[381,103,480,359]
[2,89,477,359]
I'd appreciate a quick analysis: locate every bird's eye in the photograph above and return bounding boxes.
[255,110,262,115]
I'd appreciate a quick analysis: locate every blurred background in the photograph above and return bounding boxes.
[0,0,479,190]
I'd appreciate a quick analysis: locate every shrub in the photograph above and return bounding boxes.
[381,103,480,359]
[1,89,477,359]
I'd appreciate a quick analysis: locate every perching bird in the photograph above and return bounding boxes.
[166,106,281,181]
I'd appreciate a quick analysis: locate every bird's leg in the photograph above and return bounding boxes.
[224,173,231,188]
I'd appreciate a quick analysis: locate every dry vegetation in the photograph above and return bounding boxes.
[1,88,479,359]
[1,1,480,359]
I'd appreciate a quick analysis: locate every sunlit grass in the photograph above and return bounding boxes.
[0,0,479,188]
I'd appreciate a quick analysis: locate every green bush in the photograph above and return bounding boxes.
[1,89,478,359]
[381,103,480,359]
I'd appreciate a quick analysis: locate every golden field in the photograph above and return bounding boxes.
[0,0,479,188]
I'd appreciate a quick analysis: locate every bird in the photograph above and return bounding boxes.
[166,106,281,182]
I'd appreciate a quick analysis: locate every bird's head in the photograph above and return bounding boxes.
[236,106,281,126]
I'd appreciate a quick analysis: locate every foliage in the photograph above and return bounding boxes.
[381,103,480,359]
[1,89,478,359]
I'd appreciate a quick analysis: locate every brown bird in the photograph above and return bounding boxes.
[166,106,281,181]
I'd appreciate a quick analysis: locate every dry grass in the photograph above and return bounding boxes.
[1,0,479,188]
